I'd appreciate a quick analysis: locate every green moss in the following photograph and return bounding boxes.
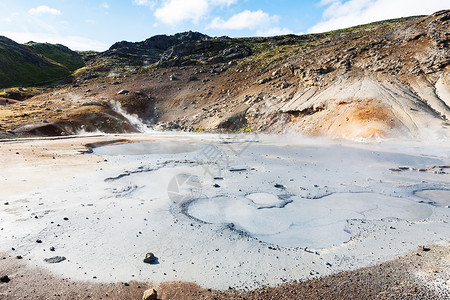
[25,42,84,71]
[0,37,79,88]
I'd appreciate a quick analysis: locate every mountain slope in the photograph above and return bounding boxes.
[25,42,84,71]
[0,37,82,88]
[0,11,449,140]
[78,31,211,78]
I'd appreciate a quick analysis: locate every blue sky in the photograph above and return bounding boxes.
[0,0,448,51]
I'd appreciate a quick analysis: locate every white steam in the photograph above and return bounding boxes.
[108,100,153,133]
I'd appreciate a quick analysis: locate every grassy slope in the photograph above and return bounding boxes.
[25,42,84,71]
[0,37,81,88]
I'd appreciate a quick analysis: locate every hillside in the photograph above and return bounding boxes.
[0,37,82,88]
[0,10,449,140]
[25,42,84,72]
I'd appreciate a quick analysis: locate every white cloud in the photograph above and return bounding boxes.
[132,0,155,7]
[1,31,109,51]
[101,2,110,9]
[210,0,237,6]
[309,0,450,33]
[153,0,239,26]
[209,9,276,30]
[154,0,210,25]
[256,27,294,37]
[28,6,61,16]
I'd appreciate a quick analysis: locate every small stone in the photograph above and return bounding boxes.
[0,275,10,283]
[117,89,129,95]
[142,289,157,300]
[422,246,431,252]
[50,247,55,251]
[143,252,156,263]
[280,82,290,89]
[44,256,66,263]
[90,101,101,106]
[63,217,69,221]
[274,184,286,189]
[36,239,42,243]
[16,255,22,259]
[3,202,8,205]
[213,184,221,188]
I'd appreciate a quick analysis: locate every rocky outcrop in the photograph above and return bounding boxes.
[99,31,211,67]
[157,39,250,67]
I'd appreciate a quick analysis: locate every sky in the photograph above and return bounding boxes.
[0,0,448,51]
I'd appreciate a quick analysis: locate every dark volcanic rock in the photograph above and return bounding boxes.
[100,31,210,67]
[143,252,156,263]
[44,256,66,263]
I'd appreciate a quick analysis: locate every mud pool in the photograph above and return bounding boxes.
[0,133,449,289]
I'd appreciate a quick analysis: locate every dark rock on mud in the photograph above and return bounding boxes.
[143,253,156,263]
[44,256,66,263]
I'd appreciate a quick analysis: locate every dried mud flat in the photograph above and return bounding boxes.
[1,133,449,299]
[1,244,449,299]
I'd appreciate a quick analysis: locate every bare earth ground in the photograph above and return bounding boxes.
[1,244,449,299]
